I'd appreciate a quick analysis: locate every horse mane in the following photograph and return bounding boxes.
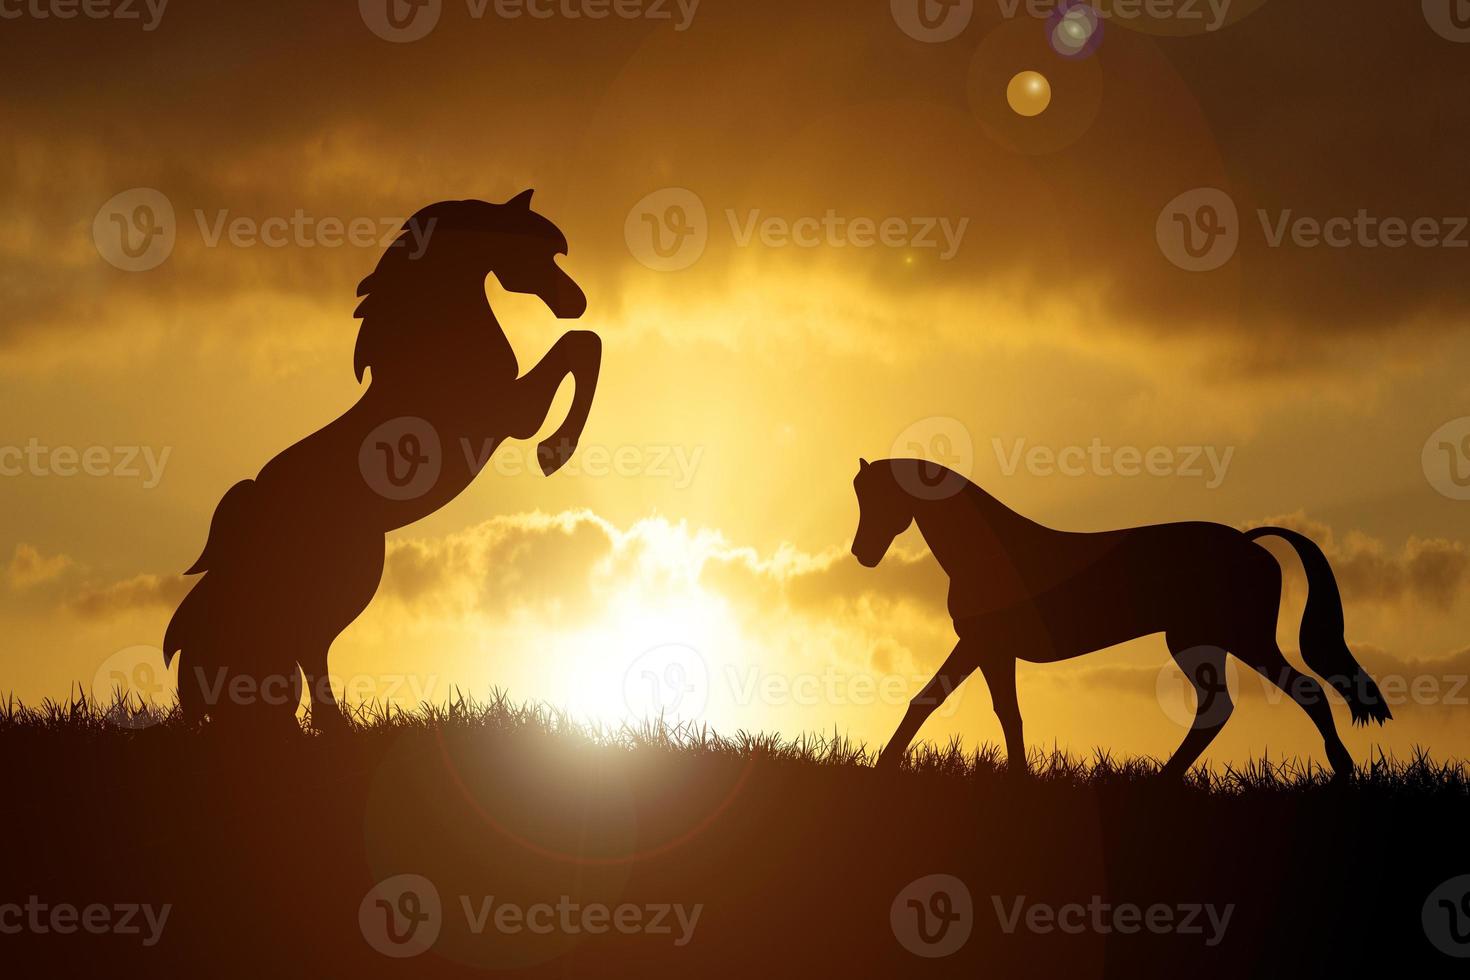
[351,209,448,383]
[349,197,568,383]
[882,457,1037,527]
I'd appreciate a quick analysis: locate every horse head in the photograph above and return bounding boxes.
[353,191,585,382]
[851,458,916,567]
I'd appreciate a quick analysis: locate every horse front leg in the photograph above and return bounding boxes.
[876,640,979,770]
[508,330,602,475]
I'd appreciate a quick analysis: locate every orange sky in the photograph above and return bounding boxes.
[3,0,1468,767]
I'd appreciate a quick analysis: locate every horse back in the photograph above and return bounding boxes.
[951,520,1272,660]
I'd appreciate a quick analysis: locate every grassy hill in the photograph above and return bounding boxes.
[4,691,1469,976]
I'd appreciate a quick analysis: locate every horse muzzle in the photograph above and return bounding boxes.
[543,269,587,319]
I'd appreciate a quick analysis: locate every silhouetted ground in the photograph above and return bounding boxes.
[4,692,1468,976]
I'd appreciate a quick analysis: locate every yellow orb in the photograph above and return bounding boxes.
[1006,70,1052,117]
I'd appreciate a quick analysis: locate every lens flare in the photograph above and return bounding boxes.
[1050,3,1101,58]
[1006,70,1052,117]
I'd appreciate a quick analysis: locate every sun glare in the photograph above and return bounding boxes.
[550,523,745,727]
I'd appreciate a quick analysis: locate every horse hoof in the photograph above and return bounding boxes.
[538,437,577,476]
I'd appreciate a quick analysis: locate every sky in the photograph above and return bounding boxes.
[3,0,1469,768]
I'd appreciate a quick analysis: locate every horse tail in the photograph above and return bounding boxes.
[164,481,260,721]
[182,479,257,577]
[1245,526,1392,726]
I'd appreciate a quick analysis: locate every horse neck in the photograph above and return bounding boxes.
[410,271,515,363]
[910,481,1041,573]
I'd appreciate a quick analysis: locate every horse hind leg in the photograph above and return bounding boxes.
[300,647,347,734]
[1159,635,1235,780]
[1234,639,1354,781]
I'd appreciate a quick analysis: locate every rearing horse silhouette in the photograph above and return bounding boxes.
[852,458,1391,780]
[165,192,601,732]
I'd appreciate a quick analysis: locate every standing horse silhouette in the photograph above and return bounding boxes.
[164,192,601,732]
[852,458,1391,781]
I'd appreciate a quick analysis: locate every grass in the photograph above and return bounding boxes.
[8,687,1468,798]
[5,689,1469,976]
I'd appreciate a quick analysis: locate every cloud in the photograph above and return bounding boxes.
[1047,642,1470,719]
[2,4,1465,374]
[379,509,946,622]
[1247,513,1470,610]
[70,573,191,621]
[5,544,73,589]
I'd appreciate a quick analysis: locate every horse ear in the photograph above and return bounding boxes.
[507,189,534,210]
[859,458,870,471]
